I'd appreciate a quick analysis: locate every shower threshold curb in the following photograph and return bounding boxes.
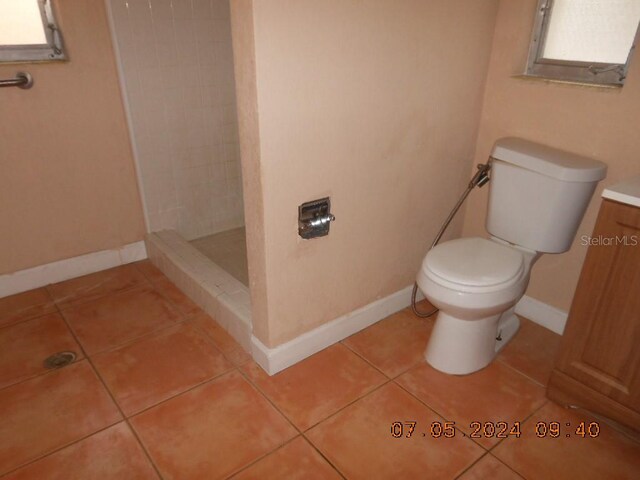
[145,231,253,355]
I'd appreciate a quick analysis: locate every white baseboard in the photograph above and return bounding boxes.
[251,285,417,375]
[515,295,568,335]
[0,241,147,298]
[251,288,567,375]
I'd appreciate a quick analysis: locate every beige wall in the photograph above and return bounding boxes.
[0,0,146,275]
[461,0,640,312]
[232,0,499,347]
[230,0,270,342]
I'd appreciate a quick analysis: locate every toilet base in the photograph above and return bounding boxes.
[425,308,520,375]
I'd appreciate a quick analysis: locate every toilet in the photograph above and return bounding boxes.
[417,137,607,375]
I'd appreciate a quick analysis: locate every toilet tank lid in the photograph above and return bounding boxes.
[491,137,607,182]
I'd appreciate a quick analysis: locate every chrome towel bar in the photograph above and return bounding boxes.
[0,72,33,89]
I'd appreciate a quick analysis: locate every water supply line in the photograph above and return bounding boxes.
[411,161,492,318]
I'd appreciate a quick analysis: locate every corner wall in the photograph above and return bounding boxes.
[461,0,640,313]
[232,0,499,347]
[0,0,146,276]
[230,0,270,342]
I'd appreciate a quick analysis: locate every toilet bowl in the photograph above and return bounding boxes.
[417,237,537,374]
[416,137,607,375]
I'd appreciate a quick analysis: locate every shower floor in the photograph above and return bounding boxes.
[190,227,249,286]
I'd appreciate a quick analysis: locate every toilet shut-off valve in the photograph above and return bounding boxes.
[470,162,491,189]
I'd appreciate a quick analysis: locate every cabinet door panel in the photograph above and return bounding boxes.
[555,200,640,410]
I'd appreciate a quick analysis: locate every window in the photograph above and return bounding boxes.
[526,0,640,86]
[0,0,66,62]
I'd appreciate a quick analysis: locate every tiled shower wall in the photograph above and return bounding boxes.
[108,0,243,240]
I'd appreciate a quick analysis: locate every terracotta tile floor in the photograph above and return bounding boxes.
[1,263,639,479]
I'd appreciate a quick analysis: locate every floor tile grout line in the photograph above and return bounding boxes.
[479,401,551,480]
[133,262,204,322]
[299,433,348,480]
[119,366,236,419]
[52,283,160,319]
[486,399,549,453]
[58,280,236,423]
[302,379,393,434]
[0,417,125,478]
[452,450,493,480]
[234,366,304,435]
[236,343,404,437]
[52,281,156,315]
[0,307,59,331]
[0,357,89,394]
[75,312,237,419]
[495,356,547,388]
[221,436,303,480]
[339,339,395,380]
[453,449,527,480]
[46,270,153,312]
[394,372,546,450]
[0,284,57,319]
[0,303,90,393]
[0,301,124,476]
[388,361,426,381]
[121,420,164,480]
[111,366,302,479]
[391,378,495,452]
[453,407,532,479]
[55,300,165,478]
[79,340,165,480]
[86,316,189,357]
[295,378,436,479]
[0,270,237,392]
[54,302,89,358]
[339,310,437,382]
[0,371,61,393]
[187,313,250,363]
[235,356,390,438]
[257,378,399,479]
[57,297,189,359]
[487,453,528,479]
[0,309,123,474]
[393,370,547,454]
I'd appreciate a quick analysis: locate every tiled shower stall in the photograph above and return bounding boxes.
[107,0,243,239]
[107,0,252,353]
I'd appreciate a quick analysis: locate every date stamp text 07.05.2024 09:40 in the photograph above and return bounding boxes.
[390,420,601,440]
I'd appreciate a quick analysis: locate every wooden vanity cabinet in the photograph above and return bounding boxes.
[547,199,640,431]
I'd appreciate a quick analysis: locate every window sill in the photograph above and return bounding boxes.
[512,74,623,90]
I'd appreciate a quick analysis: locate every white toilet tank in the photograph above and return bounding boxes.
[486,138,607,253]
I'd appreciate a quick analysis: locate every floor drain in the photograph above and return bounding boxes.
[43,351,77,370]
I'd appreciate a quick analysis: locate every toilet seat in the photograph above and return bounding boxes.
[423,237,524,293]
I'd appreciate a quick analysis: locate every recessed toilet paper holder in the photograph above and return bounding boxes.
[298,197,335,239]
